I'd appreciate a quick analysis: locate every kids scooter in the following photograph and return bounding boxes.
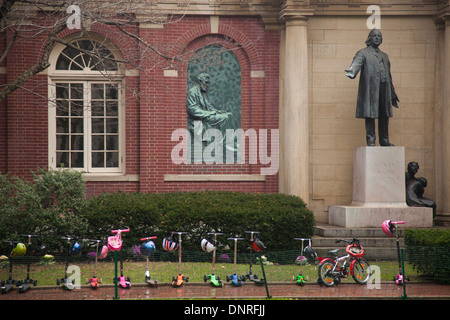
[245,231,271,298]
[244,231,265,285]
[57,236,81,290]
[382,220,409,285]
[202,232,224,287]
[226,237,246,287]
[109,229,131,289]
[293,238,311,286]
[163,231,189,287]
[140,236,158,287]
[17,234,40,293]
[1,240,25,294]
[87,239,108,289]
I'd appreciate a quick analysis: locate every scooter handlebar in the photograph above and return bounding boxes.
[140,236,157,241]
[111,229,130,234]
[392,221,405,225]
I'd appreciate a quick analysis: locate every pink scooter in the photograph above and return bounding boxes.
[382,220,409,285]
[108,229,131,289]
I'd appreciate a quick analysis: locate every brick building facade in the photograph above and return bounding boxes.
[1,1,449,224]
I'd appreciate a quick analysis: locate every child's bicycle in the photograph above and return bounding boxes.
[317,237,370,287]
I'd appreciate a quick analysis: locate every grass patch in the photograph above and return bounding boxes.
[0,260,421,286]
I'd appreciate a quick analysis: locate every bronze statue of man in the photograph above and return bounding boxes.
[186,72,232,136]
[345,29,399,146]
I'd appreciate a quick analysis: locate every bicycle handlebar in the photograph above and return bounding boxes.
[111,229,130,234]
[140,236,157,241]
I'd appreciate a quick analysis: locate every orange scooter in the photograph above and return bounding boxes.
[163,232,190,287]
[87,239,108,289]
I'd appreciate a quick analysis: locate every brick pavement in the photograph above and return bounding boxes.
[0,281,449,300]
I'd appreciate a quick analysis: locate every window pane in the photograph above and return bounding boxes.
[56,55,70,70]
[92,135,104,150]
[56,40,118,71]
[106,152,119,167]
[92,101,104,116]
[71,84,84,100]
[71,135,84,151]
[106,135,118,150]
[106,118,118,133]
[92,152,104,168]
[56,84,69,99]
[91,84,104,100]
[56,100,69,117]
[71,152,84,168]
[56,118,69,133]
[106,101,118,116]
[71,101,84,116]
[56,152,69,167]
[56,135,69,150]
[92,118,104,133]
[71,118,84,133]
[106,85,118,100]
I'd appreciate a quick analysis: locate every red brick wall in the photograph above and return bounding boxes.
[2,14,280,197]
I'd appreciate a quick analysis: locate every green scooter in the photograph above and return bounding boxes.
[1,240,24,294]
[17,234,40,293]
[293,238,311,286]
[202,232,224,287]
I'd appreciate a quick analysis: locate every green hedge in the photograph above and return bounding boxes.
[1,169,315,256]
[82,191,315,253]
[404,229,450,283]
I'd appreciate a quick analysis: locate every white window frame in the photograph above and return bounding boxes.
[48,35,126,176]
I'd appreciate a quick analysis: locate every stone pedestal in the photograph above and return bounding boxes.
[329,147,433,228]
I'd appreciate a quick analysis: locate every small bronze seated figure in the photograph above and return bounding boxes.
[405,161,436,218]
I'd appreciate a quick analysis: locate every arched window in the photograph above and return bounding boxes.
[48,35,124,174]
[55,40,118,71]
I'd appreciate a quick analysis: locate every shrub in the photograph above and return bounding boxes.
[82,191,315,253]
[404,228,450,283]
[0,169,89,254]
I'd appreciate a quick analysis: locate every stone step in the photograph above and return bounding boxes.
[311,246,402,261]
[312,236,403,248]
[313,223,406,261]
[434,214,450,227]
[314,223,405,238]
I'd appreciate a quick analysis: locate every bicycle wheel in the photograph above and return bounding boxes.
[318,260,337,287]
[352,258,370,284]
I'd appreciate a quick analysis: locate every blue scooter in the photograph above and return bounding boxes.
[226,237,246,287]
[56,236,81,290]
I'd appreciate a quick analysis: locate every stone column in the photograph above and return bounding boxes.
[280,16,310,204]
[442,17,450,213]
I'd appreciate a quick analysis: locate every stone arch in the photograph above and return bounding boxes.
[174,22,262,70]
